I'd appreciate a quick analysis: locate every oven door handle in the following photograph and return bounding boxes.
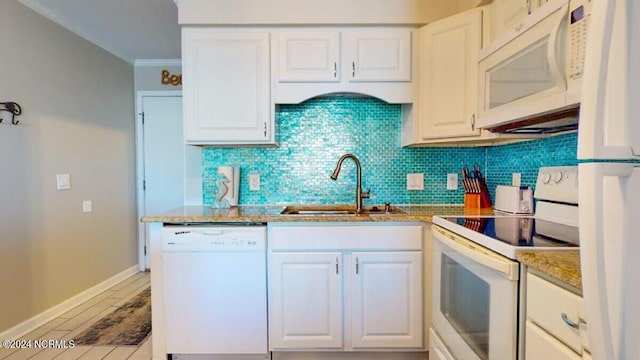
[433,226,519,280]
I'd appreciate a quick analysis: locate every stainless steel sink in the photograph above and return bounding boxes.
[279,205,405,215]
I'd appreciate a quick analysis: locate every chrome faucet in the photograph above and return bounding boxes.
[330,153,370,213]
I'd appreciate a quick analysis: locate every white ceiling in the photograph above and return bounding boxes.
[18,0,181,64]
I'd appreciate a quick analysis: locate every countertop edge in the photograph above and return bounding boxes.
[517,251,582,291]
[140,204,475,224]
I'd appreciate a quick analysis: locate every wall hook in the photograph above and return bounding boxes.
[0,102,22,125]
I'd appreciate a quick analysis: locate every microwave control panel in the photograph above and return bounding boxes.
[568,0,591,80]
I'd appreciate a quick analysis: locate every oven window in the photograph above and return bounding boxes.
[441,254,490,360]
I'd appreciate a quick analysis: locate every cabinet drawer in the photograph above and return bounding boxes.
[268,224,423,250]
[527,273,582,353]
[525,321,581,360]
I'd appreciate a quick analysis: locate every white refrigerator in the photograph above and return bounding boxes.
[578,0,640,359]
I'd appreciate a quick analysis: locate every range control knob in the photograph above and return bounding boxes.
[542,173,551,184]
[552,172,563,183]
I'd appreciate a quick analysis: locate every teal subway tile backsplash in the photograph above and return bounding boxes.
[202,98,484,205]
[484,133,578,199]
[202,98,580,206]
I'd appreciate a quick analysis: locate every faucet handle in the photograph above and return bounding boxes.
[362,188,371,198]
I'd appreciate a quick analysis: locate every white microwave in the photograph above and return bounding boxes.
[476,0,591,133]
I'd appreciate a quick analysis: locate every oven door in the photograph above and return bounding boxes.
[431,225,519,360]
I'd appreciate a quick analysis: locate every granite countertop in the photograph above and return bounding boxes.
[141,204,494,224]
[517,251,582,291]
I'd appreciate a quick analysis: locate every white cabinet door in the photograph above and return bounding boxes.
[419,9,482,139]
[274,28,415,104]
[277,31,340,82]
[182,29,272,144]
[351,252,423,348]
[489,0,530,42]
[488,0,551,42]
[343,29,412,82]
[269,252,343,349]
[527,272,582,353]
[526,321,582,360]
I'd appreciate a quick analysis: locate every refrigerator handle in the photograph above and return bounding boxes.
[579,163,639,360]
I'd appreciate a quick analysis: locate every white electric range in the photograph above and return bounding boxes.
[430,166,580,360]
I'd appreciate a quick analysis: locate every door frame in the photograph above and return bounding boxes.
[135,90,183,271]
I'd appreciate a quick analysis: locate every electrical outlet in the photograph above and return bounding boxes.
[56,174,71,190]
[82,200,92,213]
[447,173,458,190]
[407,173,424,190]
[512,173,522,187]
[249,174,260,191]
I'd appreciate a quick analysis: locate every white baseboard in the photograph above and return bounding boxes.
[0,265,139,340]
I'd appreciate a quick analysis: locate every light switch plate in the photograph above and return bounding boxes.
[56,174,71,190]
[249,174,260,191]
[447,173,458,190]
[407,173,424,190]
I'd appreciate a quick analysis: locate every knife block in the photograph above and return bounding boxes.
[464,179,493,211]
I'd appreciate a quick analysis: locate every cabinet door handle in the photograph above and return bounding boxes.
[333,62,337,78]
[352,61,355,78]
[336,257,339,274]
[471,113,476,131]
[263,122,267,138]
[526,0,532,15]
[355,257,359,274]
[561,313,579,329]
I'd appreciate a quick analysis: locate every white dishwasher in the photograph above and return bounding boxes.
[161,225,268,358]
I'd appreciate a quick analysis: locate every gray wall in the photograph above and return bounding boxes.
[0,1,137,332]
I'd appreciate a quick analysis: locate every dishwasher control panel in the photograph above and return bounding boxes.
[161,226,266,252]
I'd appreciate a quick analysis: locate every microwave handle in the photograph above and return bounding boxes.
[547,2,569,92]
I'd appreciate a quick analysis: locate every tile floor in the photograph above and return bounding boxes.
[0,272,151,360]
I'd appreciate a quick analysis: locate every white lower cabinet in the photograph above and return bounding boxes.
[269,252,344,349]
[526,321,581,360]
[267,224,425,352]
[351,252,423,348]
[525,271,586,359]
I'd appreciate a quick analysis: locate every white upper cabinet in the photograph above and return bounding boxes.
[418,8,482,140]
[489,0,530,42]
[402,6,538,146]
[274,28,415,104]
[489,0,548,42]
[182,28,274,145]
[343,29,412,82]
[278,31,341,82]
